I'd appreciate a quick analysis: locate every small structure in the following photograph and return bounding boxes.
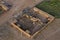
[0,1,12,14]
[11,7,54,38]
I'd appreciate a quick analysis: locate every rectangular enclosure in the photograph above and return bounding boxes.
[11,7,54,38]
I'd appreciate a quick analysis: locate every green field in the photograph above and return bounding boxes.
[36,0,60,18]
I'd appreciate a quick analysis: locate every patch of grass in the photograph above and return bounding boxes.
[36,0,60,18]
[0,8,3,14]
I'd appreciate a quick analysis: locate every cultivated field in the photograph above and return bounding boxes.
[36,0,60,18]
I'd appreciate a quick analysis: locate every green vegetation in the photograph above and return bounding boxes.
[36,0,60,18]
[0,8,3,14]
